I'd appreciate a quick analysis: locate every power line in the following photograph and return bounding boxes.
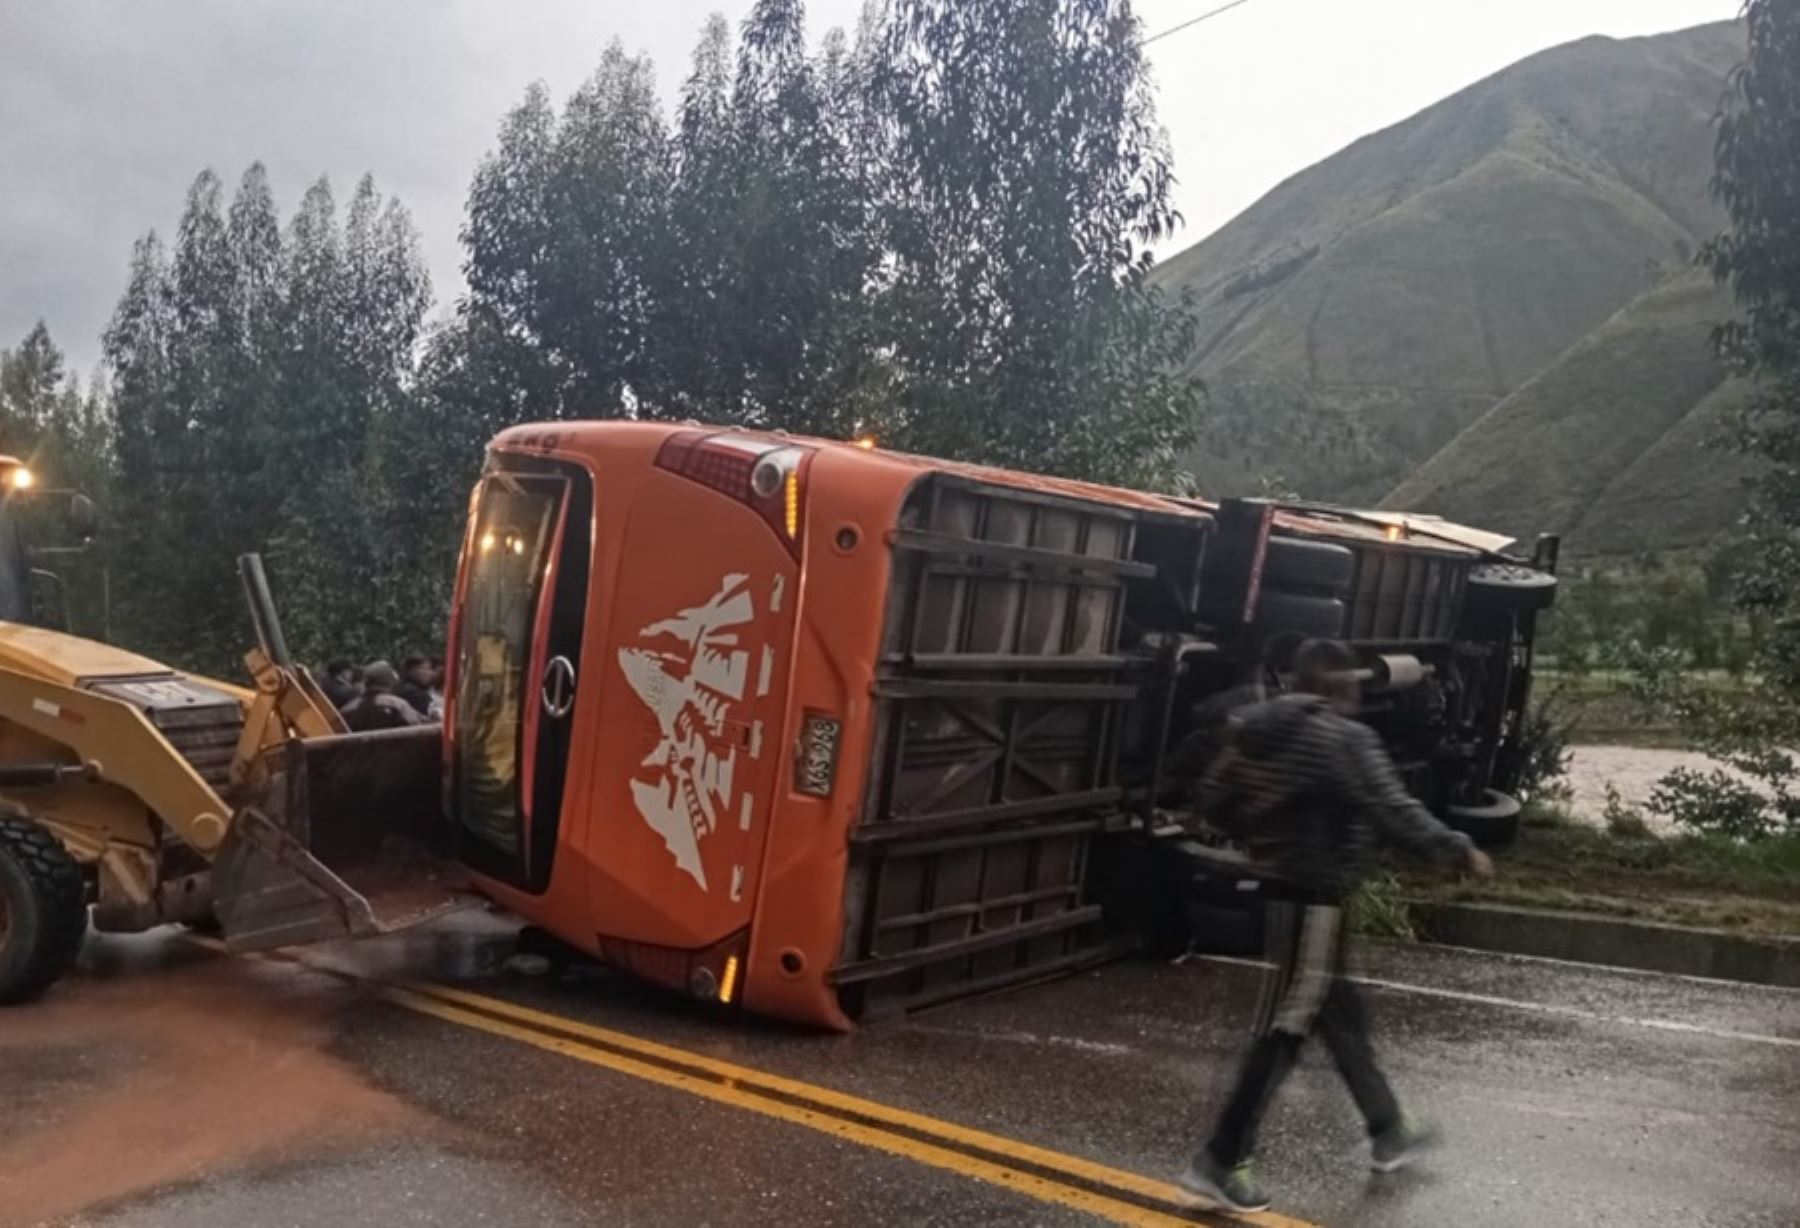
[1141,0,1259,46]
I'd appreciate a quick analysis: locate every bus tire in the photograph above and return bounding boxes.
[1262,538,1354,598]
[1466,563,1557,614]
[1253,591,1347,640]
[0,815,87,1004]
[1444,789,1523,849]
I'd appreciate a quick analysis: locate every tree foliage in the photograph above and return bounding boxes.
[1544,564,1759,676]
[639,4,884,434]
[102,165,431,672]
[67,1,1196,673]
[461,45,671,421]
[1629,0,1800,840]
[0,322,115,506]
[0,321,115,634]
[869,0,1194,485]
[437,0,1195,483]
[1708,0,1800,385]
[1705,0,1800,651]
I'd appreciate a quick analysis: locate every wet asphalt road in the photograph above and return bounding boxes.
[3,915,1797,1228]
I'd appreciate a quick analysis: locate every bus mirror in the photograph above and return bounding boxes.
[1531,533,1561,575]
[68,494,98,542]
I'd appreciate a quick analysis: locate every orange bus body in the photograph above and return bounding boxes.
[441,422,1219,1029]
[441,421,1552,1030]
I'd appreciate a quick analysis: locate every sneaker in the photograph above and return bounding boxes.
[1370,1115,1434,1173]
[1175,1153,1272,1213]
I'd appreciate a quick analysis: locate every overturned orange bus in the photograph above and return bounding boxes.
[442,422,1554,1029]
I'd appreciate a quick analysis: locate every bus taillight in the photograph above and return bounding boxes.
[656,430,811,556]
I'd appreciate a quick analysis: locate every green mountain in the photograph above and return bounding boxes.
[1383,270,1756,556]
[1153,20,1749,553]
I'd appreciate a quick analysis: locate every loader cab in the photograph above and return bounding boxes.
[0,495,29,625]
[0,456,97,632]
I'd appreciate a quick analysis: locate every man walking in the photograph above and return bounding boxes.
[1178,639,1492,1213]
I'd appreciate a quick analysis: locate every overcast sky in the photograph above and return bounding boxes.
[0,0,1742,373]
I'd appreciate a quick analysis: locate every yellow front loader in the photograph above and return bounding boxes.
[0,553,468,1003]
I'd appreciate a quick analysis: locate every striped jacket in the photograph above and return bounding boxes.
[1195,693,1474,899]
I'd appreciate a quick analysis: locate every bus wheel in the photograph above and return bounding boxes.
[1444,789,1523,849]
[1261,538,1354,597]
[1466,562,1557,613]
[0,815,87,1004]
[1253,590,1347,640]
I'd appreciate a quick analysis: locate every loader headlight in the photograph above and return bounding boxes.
[7,466,34,490]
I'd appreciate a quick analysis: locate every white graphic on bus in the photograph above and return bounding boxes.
[617,573,759,891]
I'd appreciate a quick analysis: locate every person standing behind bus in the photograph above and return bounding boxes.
[1174,638,1492,1214]
[318,658,358,712]
[343,661,425,732]
[397,655,436,718]
[427,656,446,721]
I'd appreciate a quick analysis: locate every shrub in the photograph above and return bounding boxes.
[1601,783,1655,840]
[1349,871,1416,941]
[1511,689,1576,805]
[1522,798,1578,829]
[1620,640,1800,840]
[1648,768,1788,841]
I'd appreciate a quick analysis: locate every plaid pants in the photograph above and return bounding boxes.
[1206,895,1401,1166]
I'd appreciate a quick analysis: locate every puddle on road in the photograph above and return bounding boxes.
[0,934,432,1227]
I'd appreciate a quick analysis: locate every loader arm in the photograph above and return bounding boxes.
[0,656,473,949]
[230,645,346,794]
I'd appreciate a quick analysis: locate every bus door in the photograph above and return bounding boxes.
[448,456,594,893]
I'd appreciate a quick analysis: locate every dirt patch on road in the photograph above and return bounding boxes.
[0,943,426,1227]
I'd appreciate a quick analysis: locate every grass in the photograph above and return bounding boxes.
[1392,803,1800,939]
[1387,272,1744,553]
[1349,872,1418,941]
[1537,668,1752,691]
[1533,669,1756,749]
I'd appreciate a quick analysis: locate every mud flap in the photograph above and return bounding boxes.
[213,725,479,951]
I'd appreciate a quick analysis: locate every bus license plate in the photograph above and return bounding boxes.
[796,712,841,797]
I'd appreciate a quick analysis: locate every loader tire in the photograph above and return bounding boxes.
[0,815,87,1004]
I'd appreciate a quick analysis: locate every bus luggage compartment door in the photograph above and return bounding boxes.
[834,476,1163,1019]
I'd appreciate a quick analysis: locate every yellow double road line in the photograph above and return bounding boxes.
[385,980,1317,1228]
[190,936,1313,1227]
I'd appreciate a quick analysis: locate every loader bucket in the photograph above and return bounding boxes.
[212,725,479,951]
